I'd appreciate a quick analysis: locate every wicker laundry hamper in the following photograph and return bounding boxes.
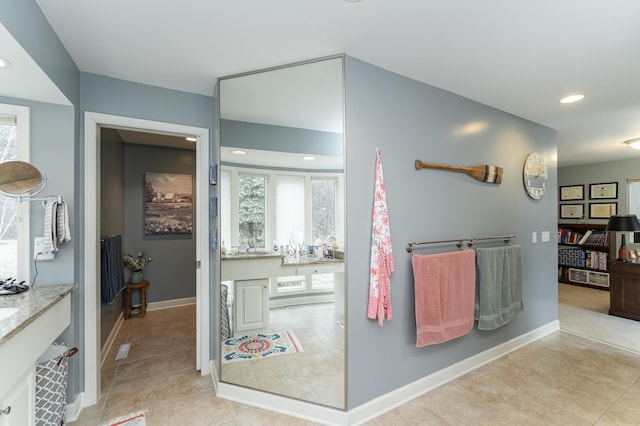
[35,343,78,426]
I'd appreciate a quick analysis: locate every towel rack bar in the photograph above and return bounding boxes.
[406,234,516,252]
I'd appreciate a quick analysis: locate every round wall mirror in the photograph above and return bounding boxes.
[0,160,46,197]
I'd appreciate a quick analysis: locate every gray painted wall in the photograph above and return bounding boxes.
[123,143,196,302]
[1,2,564,412]
[221,119,342,156]
[343,56,558,408]
[558,157,640,225]
[1,0,81,399]
[0,95,79,397]
[558,157,640,253]
[78,71,215,399]
[0,0,79,104]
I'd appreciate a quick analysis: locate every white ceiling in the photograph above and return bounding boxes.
[8,1,640,167]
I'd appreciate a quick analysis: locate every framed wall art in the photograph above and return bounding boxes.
[559,185,584,201]
[560,204,584,219]
[144,172,193,235]
[589,202,617,219]
[589,182,618,200]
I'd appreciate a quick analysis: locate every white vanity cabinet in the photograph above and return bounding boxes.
[234,279,269,333]
[0,286,75,426]
[0,367,35,426]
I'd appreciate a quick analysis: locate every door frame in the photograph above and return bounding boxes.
[83,111,210,406]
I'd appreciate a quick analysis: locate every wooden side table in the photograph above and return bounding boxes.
[124,280,150,319]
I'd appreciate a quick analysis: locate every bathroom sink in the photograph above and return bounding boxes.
[0,307,18,321]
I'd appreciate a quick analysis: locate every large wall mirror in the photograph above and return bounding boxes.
[218,56,346,409]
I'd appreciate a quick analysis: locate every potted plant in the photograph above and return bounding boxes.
[123,252,152,283]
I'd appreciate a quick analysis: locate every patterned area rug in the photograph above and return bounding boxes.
[223,329,303,363]
[99,411,146,426]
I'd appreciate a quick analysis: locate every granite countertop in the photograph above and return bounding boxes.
[281,256,344,266]
[0,283,77,346]
[221,252,283,261]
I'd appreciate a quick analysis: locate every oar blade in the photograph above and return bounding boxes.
[466,165,503,184]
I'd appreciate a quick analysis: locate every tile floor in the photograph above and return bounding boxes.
[70,286,640,425]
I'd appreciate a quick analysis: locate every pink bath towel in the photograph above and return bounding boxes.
[412,249,476,347]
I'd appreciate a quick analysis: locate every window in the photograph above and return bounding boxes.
[0,104,30,280]
[220,165,343,251]
[628,178,640,243]
[238,174,267,250]
[276,175,304,247]
[311,177,337,242]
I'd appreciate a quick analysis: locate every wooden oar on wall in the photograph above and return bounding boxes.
[415,160,503,184]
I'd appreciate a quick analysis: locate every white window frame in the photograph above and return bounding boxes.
[221,165,344,251]
[0,103,30,280]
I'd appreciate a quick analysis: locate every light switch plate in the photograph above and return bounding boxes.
[541,231,550,242]
[532,232,537,244]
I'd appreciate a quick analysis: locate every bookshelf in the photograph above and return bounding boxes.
[558,223,611,290]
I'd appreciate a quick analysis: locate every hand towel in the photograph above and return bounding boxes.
[56,200,71,243]
[474,245,524,330]
[101,235,125,305]
[43,199,58,253]
[412,249,476,347]
[367,150,394,326]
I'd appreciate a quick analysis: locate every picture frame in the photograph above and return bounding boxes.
[144,172,193,235]
[589,182,618,199]
[560,204,584,219]
[589,202,617,219]
[560,185,584,201]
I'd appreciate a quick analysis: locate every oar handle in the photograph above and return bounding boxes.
[415,160,467,173]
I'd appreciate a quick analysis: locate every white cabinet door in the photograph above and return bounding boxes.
[0,366,35,426]
[234,278,269,333]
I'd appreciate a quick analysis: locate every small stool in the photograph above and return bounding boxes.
[124,280,150,319]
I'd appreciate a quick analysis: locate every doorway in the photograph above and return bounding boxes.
[83,112,210,407]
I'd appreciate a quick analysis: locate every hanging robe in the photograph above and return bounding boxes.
[367,150,394,326]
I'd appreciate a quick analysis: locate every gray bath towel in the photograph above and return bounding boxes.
[474,245,523,330]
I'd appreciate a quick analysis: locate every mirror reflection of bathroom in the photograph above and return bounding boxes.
[219,56,346,409]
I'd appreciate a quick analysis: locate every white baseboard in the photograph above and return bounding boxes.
[65,391,83,423]
[147,296,196,311]
[209,360,219,395]
[347,320,560,425]
[214,320,559,425]
[217,382,348,426]
[100,312,124,368]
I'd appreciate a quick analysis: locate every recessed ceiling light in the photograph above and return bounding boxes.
[185,136,197,142]
[560,94,585,104]
[302,156,315,161]
[624,138,640,150]
[231,150,246,155]
[0,57,12,69]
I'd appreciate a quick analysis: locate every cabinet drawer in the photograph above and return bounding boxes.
[568,268,609,288]
[568,268,588,283]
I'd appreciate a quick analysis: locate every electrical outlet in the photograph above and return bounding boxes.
[34,237,55,261]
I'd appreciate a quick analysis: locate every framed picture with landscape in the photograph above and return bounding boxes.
[144,172,193,235]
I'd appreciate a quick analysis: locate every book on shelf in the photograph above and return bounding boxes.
[577,230,592,245]
[558,227,608,247]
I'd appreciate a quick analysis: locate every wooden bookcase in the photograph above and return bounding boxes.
[558,223,611,290]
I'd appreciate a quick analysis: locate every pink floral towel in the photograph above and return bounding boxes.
[367,150,394,326]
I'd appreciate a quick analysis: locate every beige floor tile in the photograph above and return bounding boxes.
[68,287,640,426]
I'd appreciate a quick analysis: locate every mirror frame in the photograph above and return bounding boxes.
[216,54,347,409]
